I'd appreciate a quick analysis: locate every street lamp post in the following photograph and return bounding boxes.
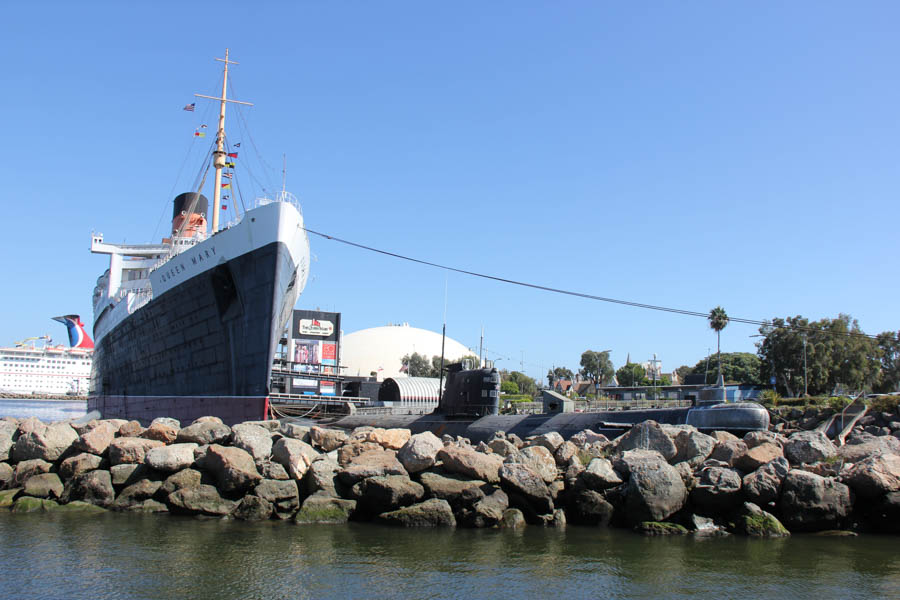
[802,333,808,397]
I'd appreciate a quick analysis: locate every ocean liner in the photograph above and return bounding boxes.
[0,316,93,396]
[87,50,310,425]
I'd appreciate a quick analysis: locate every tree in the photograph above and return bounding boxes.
[876,331,900,393]
[500,380,519,395]
[547,367,573,386]
[674,364,693,384]
[616,363,647,386]
[756,314,880,397]
[400,352,431,377]
[708,306,729,384]
[686,352,761,385]
[429,354,478,377]
[505,370,537,396]
[579,350,615,384]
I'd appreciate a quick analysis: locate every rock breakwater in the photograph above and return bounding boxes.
[2,415,900,536]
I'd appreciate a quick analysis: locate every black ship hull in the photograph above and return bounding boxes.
[88,240,299,425]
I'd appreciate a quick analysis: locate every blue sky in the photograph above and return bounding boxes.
[1,2,898,383]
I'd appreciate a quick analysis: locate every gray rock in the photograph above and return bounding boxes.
[110,463,141,487]
[191,416,224,425]
[117,420,144,438]
[74,421,118,455]
[437,446,503,483]
[108,438,165,466]
[625,456,687,524]
[242,420,280,431]
[23,473,64,499]
[550,508,566,528]
[569,430,610,448]
[499,463,553,514]
[709,440,749,467]
[272,437,319,480]
[145,443,198,472]
[736,442,784,473]
[614,421,677,462]
[784,431,837,465]
[674,462,696,490]
[673,430,716,467]
[581,457,623,491]
[337,448,408,486]
[377,498,456,527]
[744,430,784,449]
[258,460,290,481]
[255,479,300,516]
[278,422,311,442]
[419,471,487,509]
[167,484,237,516]
[0,420,18,461]
[58,453,103,481]
[734,502,790,537]
[778,470,852,531]
[295,493,357,524]
[141,423,179,444]
[742,457,789,506]
[61,470,115,507]
[500,508,527,528]
[231,424,274,463]
[160,468,204,496]
[0,462,12,487]
[612,449,668,479]
[568,489,614,526]
[353,475,425,514]
[691,467,742,513]
[232,495,273,521]
[175,421,231,445]
[11,496,59,512]
[303,458,340,497]
[309,426,349,452]
[397,431,443,473]
[530,432,565,453]
[553,441,578,467]
[150,417,181,430]
[488,438,519,457]
[204,444,261,494]
[507,446,558,484]
[837,436,900,462]
[12,459,52,487]
[112,479,163,511]
[842,452,900,498]
[462,489,509,528]
[11,423,78,462]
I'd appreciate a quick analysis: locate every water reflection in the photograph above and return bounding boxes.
[1,513,899,600]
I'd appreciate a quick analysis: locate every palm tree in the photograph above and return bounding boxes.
[708,306,729,384]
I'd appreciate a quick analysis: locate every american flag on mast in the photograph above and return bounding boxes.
[183,103,195,112]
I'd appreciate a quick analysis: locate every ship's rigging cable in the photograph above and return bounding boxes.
[230,107,274,197]
[301,227,881,340]
[228,78,278,187]
[225,139,248,216]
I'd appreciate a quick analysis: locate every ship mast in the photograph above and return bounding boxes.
[195,48,253,233]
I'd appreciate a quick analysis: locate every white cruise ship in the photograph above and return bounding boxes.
[0,316,94,396]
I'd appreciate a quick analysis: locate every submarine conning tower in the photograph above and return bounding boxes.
[438,363,501,417]
[171,192,209,239]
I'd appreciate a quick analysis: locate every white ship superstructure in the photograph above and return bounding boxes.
[0,345,92,396]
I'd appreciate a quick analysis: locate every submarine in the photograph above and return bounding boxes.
[319,361,770,442]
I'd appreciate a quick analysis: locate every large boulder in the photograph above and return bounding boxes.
[569,430,610,448]
[842,452,900,498]
[419,471,487,509]
[673,430,716,467]
[74,421,118,455]
[141,422,179,444]
[742,457,789,506]
[377,498,456,527]
[614,421,677,462]
[498,463,553,514]
[150,417,181,430]
[612,449,666,479]
[529,432,565,453]
[624,453,687,524]
[254,479,300,517]
[777,470,852,531]
[580,458,623,491]
[397,431,443,473]
[11,423,78,462]
[272,437,320,480]
[167,484,237,516]
[487,438,519,458]
[508,446,558,484]
[337,448,407,486]
[554,441,578,467]
[204,444,261,493]
[438,446,503,483]
[784,431,836,465]
[459,489,509,528]
[117,421,144,438]
[13,459,52,487]
[232,495,273,521]
[108,438,165,466]
[160,468,204,496]
[61,470,116,507]
[145,443,198,472]
[308,426,349,452]
[708,440,748,467]
[175,421,231,445]
[568,489,615,526]
[744,430,784,449]
[58,453,103,481]
[0,420,18,461]
[691,466,742,513]
[736,442,784,473]
[0,462,12,487]
[363,428,412,451]
[303,458,341,497]
[295,493,357,524]
[337,441,383,466]
[353,475,425,514]
[112,479,164,511]
[230,423,273,463]
[278,422,311,442]
[837,437,900,463]
[23,473,64,499]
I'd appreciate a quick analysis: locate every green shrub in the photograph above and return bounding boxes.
[760,389,782,406]
[867,395,900,414]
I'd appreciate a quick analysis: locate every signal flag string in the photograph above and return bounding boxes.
[301,227,881,341]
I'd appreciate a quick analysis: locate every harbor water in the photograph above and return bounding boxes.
[1,512,899,600]
[0,397,87,422]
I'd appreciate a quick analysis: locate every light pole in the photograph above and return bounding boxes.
[802,333,808,397]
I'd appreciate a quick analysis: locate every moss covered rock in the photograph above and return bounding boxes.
[295,494,356,524]
[637,521,689,536]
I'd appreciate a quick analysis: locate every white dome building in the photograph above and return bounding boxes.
[340,323,475,380]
